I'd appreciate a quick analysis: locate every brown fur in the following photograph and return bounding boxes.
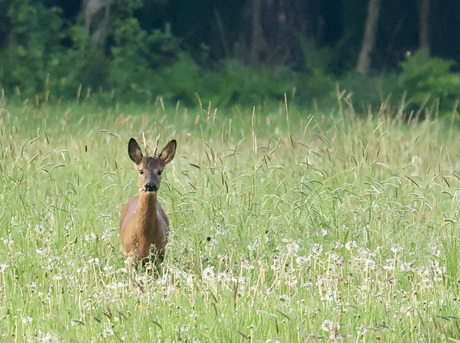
[119,138,176,262]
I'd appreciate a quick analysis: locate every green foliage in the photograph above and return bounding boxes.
[0,0,109,101]
[201,61,298,107]
[299,37,336,74]
[338,72,400,112]
[0,0,63,96]
[1,1,459,111]
[47,26,109,99]
[151,53,201,104]
[110,0,143,18]
[109,19,183,102]
[297,37,336,105]
[0,0,332,107]
[399,50,460,114]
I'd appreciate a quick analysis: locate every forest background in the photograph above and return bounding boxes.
[0,0,459,113]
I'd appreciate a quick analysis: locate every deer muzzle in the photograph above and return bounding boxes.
[144,183,158,193]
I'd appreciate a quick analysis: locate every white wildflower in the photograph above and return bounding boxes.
[2,238,13,247]
[84,232,97,241]
[287,242,300,255]
[429,245,441,257]
[282,237,292,243]
[391,245,402,254]
[41,333,59,343]
[357,325,368,336]
[320,319,334,332]
[241,260,255,270]
[345,241,357,251]
[399,262,415,272]
[310,243,323,256]
[52,274,63,281]
[103,327,114,337]
[320,319,341,340]
[383,259,395,271]
[10,216,18,226]
[320,290,334,302]
[22,316,33,324]
[101,228,113,242]
[296,256,310,265]
[88,257,100,264]
[288,278,298,287]
[318,229,328,237]
[202,266,215,281]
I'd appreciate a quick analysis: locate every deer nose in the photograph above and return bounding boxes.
[145,183,158,192]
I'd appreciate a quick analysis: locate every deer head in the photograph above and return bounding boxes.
[128,138,177,193]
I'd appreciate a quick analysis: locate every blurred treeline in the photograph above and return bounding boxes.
[0,0,459,112]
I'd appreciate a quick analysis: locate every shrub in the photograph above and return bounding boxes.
[398,50,460,115]
[108,19,183,102]
[338,72,400,113]
[200,60,299,107]
[0,0,63,97]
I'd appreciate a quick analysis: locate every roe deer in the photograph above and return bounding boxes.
[119,135,176,264]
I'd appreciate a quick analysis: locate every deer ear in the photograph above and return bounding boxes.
[128,138,143,164]
[158,140,176,165]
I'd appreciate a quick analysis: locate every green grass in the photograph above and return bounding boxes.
[0,98,459,342]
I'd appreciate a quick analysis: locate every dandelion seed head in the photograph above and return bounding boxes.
[357,325,367,336]
[2,238,13,247]
[310,243,323,256]
[88,257,100,264]
[334,242,344,249]
[41,333,60,343]
[103,327,114,337]
[383,259,395,271]
[391,244,402,254]
[101,228,113,242]
[296,256,310,266]
[52,274,63,281]
[318,229,328,237]
[22,316,33,324]
[84,232,97,241]
[345,240,357,251]
[320,319,334,332]
[241,260,255,270]
[287,242,300,255]
[202,266,215,281]
[281,237,292,243]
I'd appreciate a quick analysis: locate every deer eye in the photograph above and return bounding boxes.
[157,170,162,176]
[139,169,144,175]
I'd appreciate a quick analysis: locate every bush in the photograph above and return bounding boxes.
[0,0,63,97]
[199,60,300,107]
[108,19,183,102]
[338,72,400,113]
[398,50,460,115]
[47,26,109,100]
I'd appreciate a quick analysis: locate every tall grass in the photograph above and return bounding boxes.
[0,99,459,342]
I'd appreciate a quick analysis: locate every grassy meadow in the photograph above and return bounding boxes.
[0,98,460,342]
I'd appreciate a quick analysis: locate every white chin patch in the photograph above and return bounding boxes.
[139,188,156,194]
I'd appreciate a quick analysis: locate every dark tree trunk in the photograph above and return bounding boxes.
[238,0,321,67]
[419,0,430,54]
[249,0,268,65]
[84,0,110,50]
[355,0,381,74]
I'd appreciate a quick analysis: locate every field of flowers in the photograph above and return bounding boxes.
[0,99,459,342]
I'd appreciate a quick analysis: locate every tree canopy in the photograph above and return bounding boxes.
[0,0,459,110]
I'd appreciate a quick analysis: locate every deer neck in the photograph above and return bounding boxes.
[135,191,158,234]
